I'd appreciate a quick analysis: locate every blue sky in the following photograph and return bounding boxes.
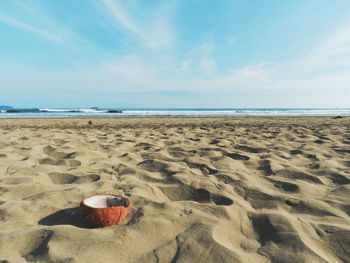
[0,0,349,108]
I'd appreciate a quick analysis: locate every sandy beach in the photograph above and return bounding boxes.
[0,117,349,263]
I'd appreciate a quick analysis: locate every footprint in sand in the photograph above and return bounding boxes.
[167,146,194,158]
[276,169,323,184]
[248,212,335,262]
[329,173,350,185]
[245,189,282,209]
[224,152,250,161]
[287,200,340,217]
[48,173,100,185]
[290,149,303,155]
[137,159,169,173]
[48,173,77,184]
[273,180,299,193]
[235,145,270,154]
[214,174,238,185]
[306,154,319,161]
[39,158,81,167]
[342,160,350,167]
[0,176,33,185]
[314,139,325,144]
[43,145,80,159]
[258,160,274,176]
[135,142,153,151]
[184,158,218,175]
[159,184,233,206]
[40,145,81,166]
[23,229,54,262]
[52,138,69,146]
[0,208,7,221]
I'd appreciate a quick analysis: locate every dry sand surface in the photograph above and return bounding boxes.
[0,117,349,263]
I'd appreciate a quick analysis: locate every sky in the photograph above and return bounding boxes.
[0,0,350,108]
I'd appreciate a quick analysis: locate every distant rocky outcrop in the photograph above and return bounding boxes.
[332,116,343,119]
[107,110,122,113]
[5,108,40,113]
[0,105,14,111]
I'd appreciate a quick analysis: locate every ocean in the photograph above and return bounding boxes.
[0,108,350,118]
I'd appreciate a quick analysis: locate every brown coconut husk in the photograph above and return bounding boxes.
[80,194,131,227]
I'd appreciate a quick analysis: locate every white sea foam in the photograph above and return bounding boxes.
[1,108,350,118]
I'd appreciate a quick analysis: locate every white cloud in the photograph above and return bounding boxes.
[100,0,141,38]
[0,14,64,44]
[101,55,157,88]
[190,62,271,91]
[299,23,350,70]
[200,58,216,74]
[14,1,36,15]
[100,0,173,48]
[227,35,235,47]
[180,42,217,74]
[2,49,349,108]
[313,23,350,59]
[181,59,191,72]
[0,3,92,51]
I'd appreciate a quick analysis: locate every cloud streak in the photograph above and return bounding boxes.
[311,23,350,61]
[100,0,173,48]
[100,0,141,38]
[0,14,64,44]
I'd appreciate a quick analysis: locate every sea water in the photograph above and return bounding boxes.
[0,108,350,118]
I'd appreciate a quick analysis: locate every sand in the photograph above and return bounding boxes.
[0,117,349,263]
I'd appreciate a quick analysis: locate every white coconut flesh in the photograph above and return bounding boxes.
[84,195,128,208]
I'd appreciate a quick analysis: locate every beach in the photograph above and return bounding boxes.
[0,116,349,262]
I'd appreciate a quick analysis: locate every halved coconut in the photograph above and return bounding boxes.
[80,194,130,227]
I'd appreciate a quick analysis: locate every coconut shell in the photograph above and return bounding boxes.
[80,194,131,227]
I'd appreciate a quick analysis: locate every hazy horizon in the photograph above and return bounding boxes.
[1,0,350,108]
